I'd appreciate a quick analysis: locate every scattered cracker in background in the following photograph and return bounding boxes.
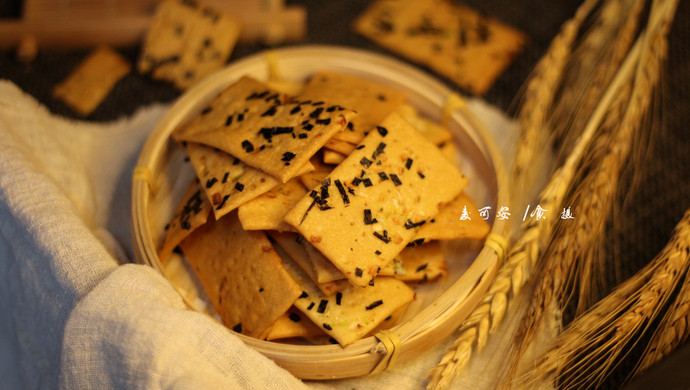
[52,45,131,116]
[138,0,241,90]
[354,0,526,95]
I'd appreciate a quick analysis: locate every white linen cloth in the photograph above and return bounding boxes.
[0,80,518,390]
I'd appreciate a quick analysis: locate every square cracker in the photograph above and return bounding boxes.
[237,178,307,232]
[298,71,406,144]
[284,112,467,287]
[158,178,212,263]
[179,212,302,338]
[280,254,416,346]
[173,76,357,183]
[183,142,281,220]
[354,0,526,95]
[138,0,241,90]
[53,46,131,116]
[415,191,491,241]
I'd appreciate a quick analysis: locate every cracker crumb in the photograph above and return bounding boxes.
[309,235,322,243]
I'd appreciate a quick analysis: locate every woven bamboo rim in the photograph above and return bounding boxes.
[131,45,509,380]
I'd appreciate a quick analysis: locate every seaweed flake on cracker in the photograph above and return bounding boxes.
[283,112,467,287]
[298,71,407,145]
[173,76,357,183]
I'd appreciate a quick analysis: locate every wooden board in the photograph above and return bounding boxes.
[0,0,306,49]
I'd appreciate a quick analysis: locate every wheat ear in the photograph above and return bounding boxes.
[635,263,690,373]
[551,0,645,166]
[425,5,657,389]
[511,0,600,209]
[425,38,642,390]
[516,207,690,390]
[505,0,679,387]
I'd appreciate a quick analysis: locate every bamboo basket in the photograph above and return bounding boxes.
[131,45,509,379]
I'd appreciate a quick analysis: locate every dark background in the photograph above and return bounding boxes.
[1,0,689,388]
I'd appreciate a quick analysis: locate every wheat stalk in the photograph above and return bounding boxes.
[549,0,648,311]
[515,207,690,390]
[504,0,679,387]
[425,149,582,390]
[551,0,645,166]
[425,3,658,388]
[553,76,636,315]
[511,0,600,209]
[426,46,638,390]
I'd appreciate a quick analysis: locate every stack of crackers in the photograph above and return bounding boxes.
[160,71,490,346]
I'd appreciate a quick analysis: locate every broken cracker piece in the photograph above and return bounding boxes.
[299,157,333,190]
[395,104,453,146]
[415,191,491,241]
[322,150,347,165]
[438,140,459,165]
[324,138,357,156]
